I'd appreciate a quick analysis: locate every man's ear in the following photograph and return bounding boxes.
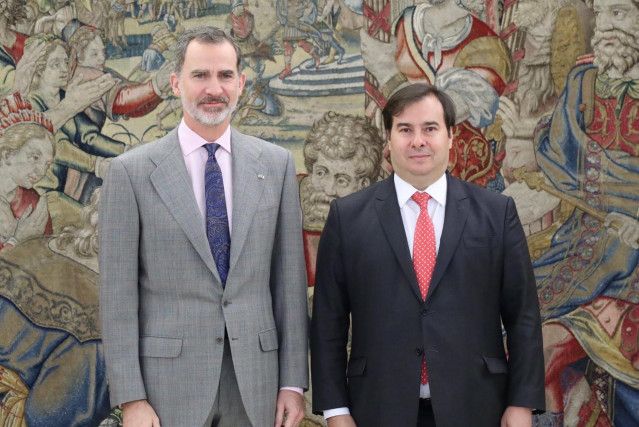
[1,151,13,165]
[358,177,371,189]
[384,140,391,163]
[238,71,246,94]
[170,73,180,96]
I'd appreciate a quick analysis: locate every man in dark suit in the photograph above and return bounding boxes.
[310,83,545,426]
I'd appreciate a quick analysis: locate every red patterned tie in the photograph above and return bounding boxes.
[412,192,436,385]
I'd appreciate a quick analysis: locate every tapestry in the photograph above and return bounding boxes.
[0,0,637,425]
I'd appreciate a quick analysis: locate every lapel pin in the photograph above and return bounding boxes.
[257,174,265,179]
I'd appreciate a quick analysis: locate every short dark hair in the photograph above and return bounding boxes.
[382,83,456,136]
[173,26,242,75]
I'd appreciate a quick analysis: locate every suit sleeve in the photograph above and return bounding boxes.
[310,200,351,413]
[99,157,147,407]
[270,151,309,389]
[500,197,546,412]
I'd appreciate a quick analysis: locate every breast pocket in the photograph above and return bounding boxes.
[463,235,496,248]
[254,204,278,220]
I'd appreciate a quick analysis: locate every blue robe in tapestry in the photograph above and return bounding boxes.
[0,237,109,426]
[533,63,639,424]
[534,64,639,319]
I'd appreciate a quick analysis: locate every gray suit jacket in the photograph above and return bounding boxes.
[99,127,309,426]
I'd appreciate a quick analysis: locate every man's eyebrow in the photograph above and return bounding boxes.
[334,173,353,180]
[395,122,413,127]
[395,121,439,127]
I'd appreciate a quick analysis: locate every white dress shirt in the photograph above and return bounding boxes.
[324,173,447,419]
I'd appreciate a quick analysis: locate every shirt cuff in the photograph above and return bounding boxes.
[280,387,303,395]
[323,408,350,419]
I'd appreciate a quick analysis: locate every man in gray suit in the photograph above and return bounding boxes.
[99,26,309,427]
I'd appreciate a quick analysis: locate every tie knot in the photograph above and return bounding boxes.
[412,192,430,208]
[205,143,220,157]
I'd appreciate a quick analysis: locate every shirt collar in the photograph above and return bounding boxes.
[394,172,447,209]
[178,119,232,156]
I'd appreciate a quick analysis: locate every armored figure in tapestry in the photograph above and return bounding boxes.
[362,0,512,189]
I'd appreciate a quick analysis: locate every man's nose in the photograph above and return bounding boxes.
[323,178,338,196]
[34,162,46,176]
[596,12,614,32]
[411,132,427,148]
[206,79,224,95]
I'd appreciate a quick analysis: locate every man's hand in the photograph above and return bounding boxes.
[14,198,48,242]
[605,212,639,249]
[95,157,112,180]
[63,73,117,109]
[274,390,305,427]
[121,399,161,427]
[500,406,532,427]
[0,200,17,238]
[47,73,116,132]
[327,414,357,427]
[12,39,46,95]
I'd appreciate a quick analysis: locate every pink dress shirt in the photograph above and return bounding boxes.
[178,119,234,232]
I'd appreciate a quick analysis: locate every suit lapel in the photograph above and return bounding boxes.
[375,176,423,301]
[228,128,264,274]
[427,174,468,300]
[149,129,221,282]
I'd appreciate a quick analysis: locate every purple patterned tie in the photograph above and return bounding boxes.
[204,143,230,286]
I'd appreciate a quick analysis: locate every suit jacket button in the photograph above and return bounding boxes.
[223,300,231,307]
[216,337,224,344]
[421,309,428,316]
[416,348,423,356]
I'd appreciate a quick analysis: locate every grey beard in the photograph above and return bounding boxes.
[301,189,335,229]
[190,99,236,126]
[592,29,639,76]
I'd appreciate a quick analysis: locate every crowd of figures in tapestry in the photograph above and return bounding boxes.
[0,0,638,425]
